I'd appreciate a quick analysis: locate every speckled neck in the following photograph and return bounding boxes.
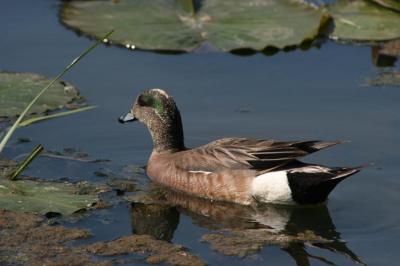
[147,108,185,153]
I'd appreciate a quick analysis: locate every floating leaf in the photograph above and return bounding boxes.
[60,0,328,53]
[0,178,97,216]
[371,0,400,12]
[329,0,400,42]
[0,71,81,118]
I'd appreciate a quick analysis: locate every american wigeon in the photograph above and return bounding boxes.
[119,89,361,205]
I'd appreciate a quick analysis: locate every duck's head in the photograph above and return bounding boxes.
[119,89,185,152]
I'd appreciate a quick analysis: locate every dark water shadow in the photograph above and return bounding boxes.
[130,189,364,266]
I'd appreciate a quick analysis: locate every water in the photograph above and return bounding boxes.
[1,0,400,265]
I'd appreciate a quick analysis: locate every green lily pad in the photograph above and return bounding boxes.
[329,0,400,42]
[60,0,328,52]
[0,178,97,216]
[371,0,400,12]
[0,71,80,118]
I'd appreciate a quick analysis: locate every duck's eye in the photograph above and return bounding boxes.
[138,94,153,106]
[138,94,165,114]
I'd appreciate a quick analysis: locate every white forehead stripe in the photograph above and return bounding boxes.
[151,88,170,98]
[251,171,293,204]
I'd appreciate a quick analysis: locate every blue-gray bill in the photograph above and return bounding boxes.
[119,112,137,123]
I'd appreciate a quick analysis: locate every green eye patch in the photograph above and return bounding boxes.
[139,94,165,115]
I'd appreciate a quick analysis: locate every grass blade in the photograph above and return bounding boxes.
[18,105,97,127]
[9,144,44,180]
[0,30,114,153]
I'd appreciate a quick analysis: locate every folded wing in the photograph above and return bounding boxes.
[175,138,343,172]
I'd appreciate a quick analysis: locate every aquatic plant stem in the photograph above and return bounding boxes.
[18,105,97,127]
[9,145,43,180]
[0,30,114,154]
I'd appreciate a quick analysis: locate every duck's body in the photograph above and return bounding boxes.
[147,139,360,205]
[120,89,361,205]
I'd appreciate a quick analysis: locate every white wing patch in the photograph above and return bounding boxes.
[330,169,356,180]
[251,171,294,204]
[290,165,331,174]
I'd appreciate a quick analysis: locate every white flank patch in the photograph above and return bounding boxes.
[188,170,212,175]
[251,171,294,204]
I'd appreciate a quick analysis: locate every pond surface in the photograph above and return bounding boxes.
[1,0,400,265]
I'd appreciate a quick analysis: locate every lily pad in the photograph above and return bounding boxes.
[0,71,80,118]
[0,179,97,216]
[371,0,400,12]
[60,0,328,52]
[328,0,400,42]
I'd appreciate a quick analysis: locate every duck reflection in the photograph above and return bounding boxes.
[131,202,179,242]
[130,190,363,265]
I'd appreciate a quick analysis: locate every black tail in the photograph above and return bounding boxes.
[287,166,361,205]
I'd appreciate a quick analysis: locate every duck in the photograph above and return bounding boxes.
[119,88,361,205]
